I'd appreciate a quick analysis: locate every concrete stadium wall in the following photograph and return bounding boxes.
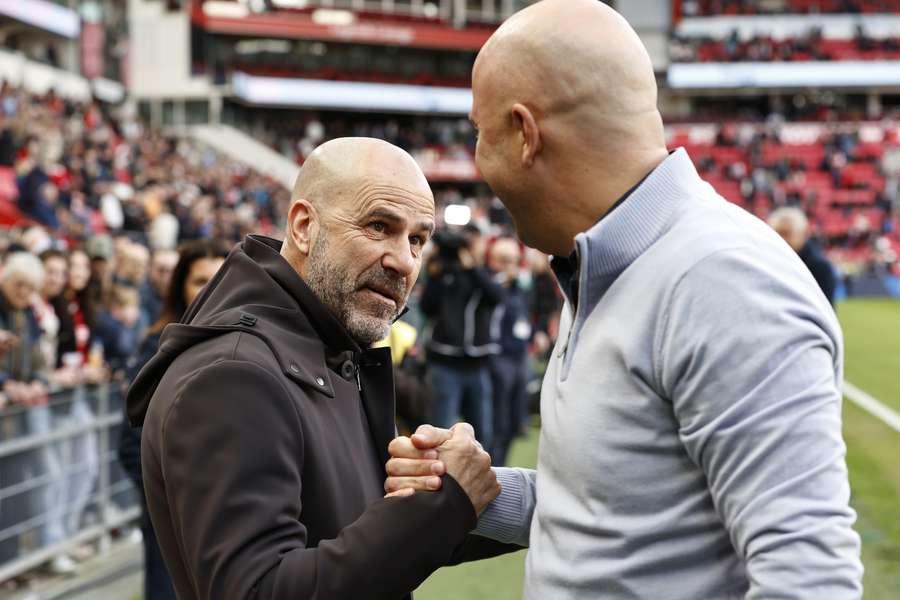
[127,0,215,99]
[617,0,672,71]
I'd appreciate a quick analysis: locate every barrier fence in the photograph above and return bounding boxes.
[0,383,139,583]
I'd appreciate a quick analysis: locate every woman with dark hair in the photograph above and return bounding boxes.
[60,249,97,364]
[118,238,228,600]
[147,239,230,336]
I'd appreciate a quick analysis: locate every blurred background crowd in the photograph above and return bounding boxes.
[0,0,898,598]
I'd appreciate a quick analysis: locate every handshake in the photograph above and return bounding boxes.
[384,423,501,515]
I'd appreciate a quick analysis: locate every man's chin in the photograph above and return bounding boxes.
[343,310,393,345]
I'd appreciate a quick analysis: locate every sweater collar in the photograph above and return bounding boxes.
[551,148,704,305]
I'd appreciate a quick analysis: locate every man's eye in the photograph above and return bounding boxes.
[369,221,387,233]
[410,236,424,247]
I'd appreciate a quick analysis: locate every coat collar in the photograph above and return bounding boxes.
[243,235,361,355]
[167,234,362,400]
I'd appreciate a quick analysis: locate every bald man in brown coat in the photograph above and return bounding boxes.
[127,138,516,600]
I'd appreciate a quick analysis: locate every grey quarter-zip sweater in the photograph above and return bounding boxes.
[474,148,863,599]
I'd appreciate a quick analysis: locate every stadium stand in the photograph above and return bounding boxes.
[683,0,900,16]
[669,121,900,272]
[671,28,900,62]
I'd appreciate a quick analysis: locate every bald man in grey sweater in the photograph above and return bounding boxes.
[385,0,863,598]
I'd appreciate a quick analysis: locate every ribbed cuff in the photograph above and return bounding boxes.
[473,467,530,546]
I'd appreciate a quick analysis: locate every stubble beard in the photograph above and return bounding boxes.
[305,229,406,346]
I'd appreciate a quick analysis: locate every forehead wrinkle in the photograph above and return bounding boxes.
[353,183,435,219]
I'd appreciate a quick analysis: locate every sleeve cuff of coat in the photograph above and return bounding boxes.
[441,472,478,531]
[472,467,529,545]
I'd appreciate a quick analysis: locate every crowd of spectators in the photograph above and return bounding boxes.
[684,123,900,275]
[0,83,289,586]
[241,110,476,167]
[670,26,900,62]
[681,0,900,16]
[242,105,900,275]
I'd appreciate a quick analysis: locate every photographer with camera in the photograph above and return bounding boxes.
[420,227,506,450]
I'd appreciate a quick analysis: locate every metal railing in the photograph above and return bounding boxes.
[0,384,139,583]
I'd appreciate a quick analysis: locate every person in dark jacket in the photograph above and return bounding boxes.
[119,239,228,600]
[769,207,837,305]
[419,228,505,449]
[486,237,533,466]
[126,138,512,600]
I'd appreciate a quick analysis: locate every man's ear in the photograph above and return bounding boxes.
[286,199,317,256]
[511,103,542,167]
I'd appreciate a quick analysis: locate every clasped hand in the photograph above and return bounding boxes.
[384,423,500,515]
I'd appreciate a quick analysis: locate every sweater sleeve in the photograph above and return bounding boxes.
[471,467,536,547]
[657,248,862,599]
[160,360,478,600]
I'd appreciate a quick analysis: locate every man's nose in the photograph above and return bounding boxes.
[382,238,417,278]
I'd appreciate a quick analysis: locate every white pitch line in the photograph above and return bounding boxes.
[844,380,900,435]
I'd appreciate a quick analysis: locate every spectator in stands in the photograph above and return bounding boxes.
[140,249,179,325]
[769,207,838,304]
[54,248,104,578]
[486,237,532,466]
[85,236,114,310]
[119,238,228,600]
[18,165,60,230]
[0,253,79,573]
[36,249,87,387]
[0,253,49,406]
[115,241,150,289]
[420,228,505,448]
[64,249,98,364]
[95,286,143,376]
[35,250,68,373]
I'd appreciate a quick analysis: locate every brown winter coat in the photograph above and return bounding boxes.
[126,235,515,600]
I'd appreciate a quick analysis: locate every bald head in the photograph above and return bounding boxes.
[291,137,431,214]
[474,0,661,138]
[470,0,669,255]
[488,237,522,281]
[281,137,436,346]
[769,207,809,252]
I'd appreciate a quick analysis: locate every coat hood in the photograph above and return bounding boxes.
[126,235,362,427]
